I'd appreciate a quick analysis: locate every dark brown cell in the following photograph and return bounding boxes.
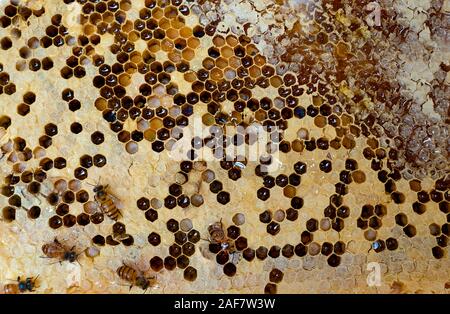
[209,243,222,254]
[92,235,105,246]
[439,201,449,214]
[169,244,181,257]
[183,266,197,282]
[361,204,374,219]
[46,192,59,206]
[386,238,398,250]
[54,157,67,169]
[169,183,182,197]
[319,159,332,173]
[268,245,281,258]
[336,206,350,219]
[62,190,75,203]
[291,196,303,209]
[149,256,164,272]
[164,256,177,270]
[188,230,200,243]
[39,135,52,148]
[79,155,93,168]
[106,235,120,246]
[430,190,443,203]
[167,218,179,232]
[137,197,150,210]
[223,262,236,277]
[327,254,341,267]
[263,176,275,189]
[90,212,104,224]
[112,222,126,236]
[391,192,405,204]
[56,203,69,216]
[147,232,161,246]
[403,224,416,238]
[49,215,63,229]
[264,283,277,294]
[180,160,193,173]
[2,206,15,222]
[412,202,426,215]
[76,213,90,226]
[269,268,284,283]
[227,226,240,239]
[275,174,288,187]
[39,158,53,171]
[27,206,41,219]
[164,195,176,209]
[121,235,134,246]
[369,216,382,229]
[174,231,187,245]
[217,191,230,204]
[267,221,280,236]
[294,243,307,257]
[1,186,15,197]
[286,208,298,221]
[42,57,54,70]
[321,242,333,256]
[74,167,88,180]
[62,88,74,102]
[300,231,313,245]
[256,246,268,260]
[17,103,30,116]
[234,236,247,251]
[8,194,21,207]
[432,246,444,259]
[436,235,448,247]
[182,242,195,256]
[176,255,190,269]
[242,248,255,261]
[63,214,76,227]
[209,180,223,193]
[216,250,229,265]
[429,223,441,236]
[145,209,158,222]
[70,122,83,134]
[91,131,104,145]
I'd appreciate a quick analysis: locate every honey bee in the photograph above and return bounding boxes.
[93,184,122,221]
[3,276,38,294]
[116,264,157,292]
[41,238,79,263]
[208,219,236,253]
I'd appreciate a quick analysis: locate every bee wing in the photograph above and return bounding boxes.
[106,191,125,209]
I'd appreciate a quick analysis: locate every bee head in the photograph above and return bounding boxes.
[18,281,27,292]
[136,277,149,290]
[93,185,104,193]
[65,251,77,263]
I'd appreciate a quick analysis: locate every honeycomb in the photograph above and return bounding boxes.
[0,0,449,294]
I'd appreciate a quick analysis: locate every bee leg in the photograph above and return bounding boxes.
[129,285,133,291]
